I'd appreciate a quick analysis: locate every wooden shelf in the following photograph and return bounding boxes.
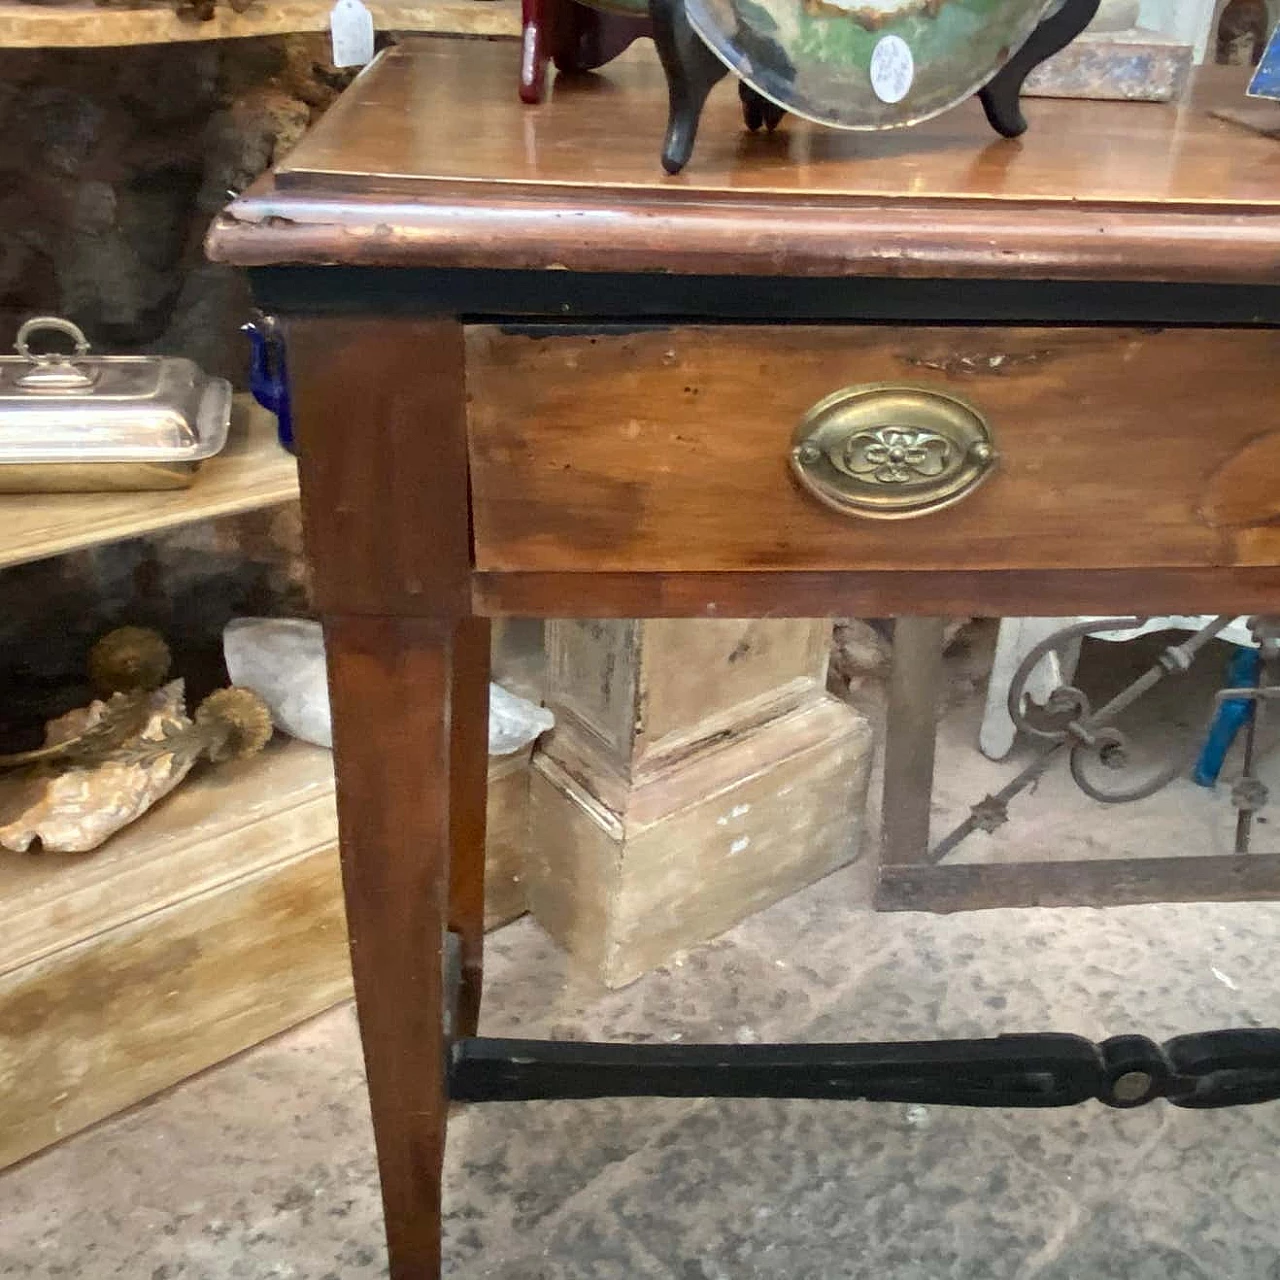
[0,365,528,1168]
[0,736,337,978]
[0,0,519,49]
[0,736,346,1171]
[0,395,298,571]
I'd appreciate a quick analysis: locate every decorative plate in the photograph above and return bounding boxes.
[684,0,1056,129]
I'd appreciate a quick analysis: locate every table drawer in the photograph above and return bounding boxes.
[466,325,1280,574]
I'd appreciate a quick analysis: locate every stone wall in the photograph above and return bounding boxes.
[0,508,309,743]
[0,35,353,380]
[0,38,349,732]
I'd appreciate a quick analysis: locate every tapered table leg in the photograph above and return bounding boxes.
[324,616,490,1279]
[285,315,478,1280]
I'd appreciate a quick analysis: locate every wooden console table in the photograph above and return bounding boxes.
[209,38,1280,1279]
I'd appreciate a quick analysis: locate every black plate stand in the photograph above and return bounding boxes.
[652,0,1101,174]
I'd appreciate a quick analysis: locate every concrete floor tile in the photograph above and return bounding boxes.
[597,1098,1081,1279]
[442,1096,694,1268]
[0,1006,387,1280]
[480,919,827,1044]
[984,1102,1168,1201]
[1114,1106,1280,1278]
[1097,901,1280,1038]
[723,859,883,994]
[471,1214,670,1279]
[1024,1204,1211,1280]
[799,907,1149,1043]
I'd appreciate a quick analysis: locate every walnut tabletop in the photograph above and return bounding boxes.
[208,37,1280,282]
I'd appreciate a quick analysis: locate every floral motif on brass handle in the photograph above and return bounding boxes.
[837,427,953,485]
[789,384,996,520]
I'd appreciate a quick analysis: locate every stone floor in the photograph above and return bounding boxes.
[4,626,1280,1278]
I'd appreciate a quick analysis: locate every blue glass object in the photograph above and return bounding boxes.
[1248,22,1280,100]
[1193,646,1262,788]
[242,313,295,454]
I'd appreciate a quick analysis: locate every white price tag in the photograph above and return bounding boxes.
[330,0,375,68]
[870,35,913,105]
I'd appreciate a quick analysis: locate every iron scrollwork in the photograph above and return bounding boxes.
[932,615,1280,863]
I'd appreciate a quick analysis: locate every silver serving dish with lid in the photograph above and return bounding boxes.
[0,316,232,493]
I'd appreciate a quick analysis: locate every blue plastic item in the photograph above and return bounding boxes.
[1193,646,1262,787]
[242,313,294,453]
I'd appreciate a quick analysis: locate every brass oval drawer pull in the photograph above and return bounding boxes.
[790,384,997,520]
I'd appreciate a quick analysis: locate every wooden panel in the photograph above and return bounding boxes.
[0,0,518,48]
[473,567,1280,618]
[637,619,829,751]
[0,738,524,984]
[545,620,641,758]
[467,325,1280,575]
[286,316,472,617]
[0,747,523,1172]
[528,617,837,984]
[0,739,336,979]
[483,751,530,930]
[542,619,827,776]
[0,398,297,571]
[527,695,872,987]
[0,846,351,1171]
[321,615,463,1279]
[876,854,1280,913]
[213,186,1280,283]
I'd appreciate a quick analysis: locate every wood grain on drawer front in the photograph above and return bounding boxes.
[465,326,1280,573]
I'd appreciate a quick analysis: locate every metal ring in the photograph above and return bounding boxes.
[1069,736,1191,805]
[15,316,91,365]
